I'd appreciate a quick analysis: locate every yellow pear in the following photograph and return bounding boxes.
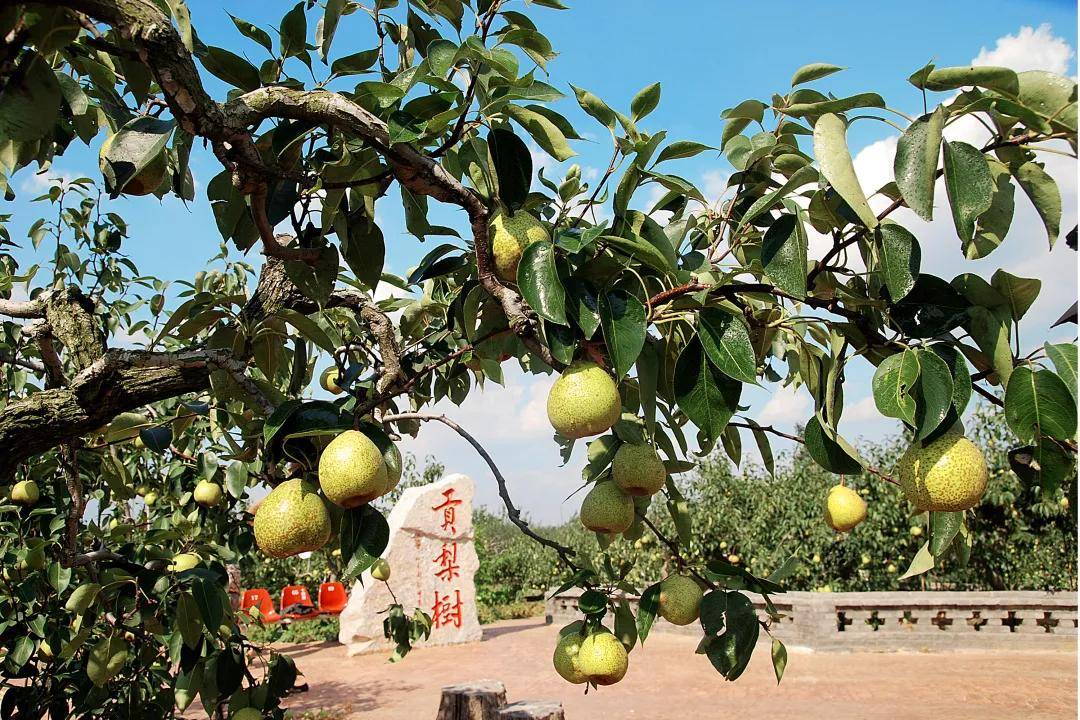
[580,480,634,534]
[253,479,331,558]
[193,481,223,507]
[612,442,667,496]
[370,558,391,581]
[489,210,550,281]
[576,631,628,685]
[898,433,988,511]
[318,430,389,508]
[824,484,867,532]
[11,480,39,506]
[547,361,621,439]
[552,621,587,684]
[320,367,344,394]
[168,553,200,572]
[658,574,703,626]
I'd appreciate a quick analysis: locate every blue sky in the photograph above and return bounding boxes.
[8,1,1078,523]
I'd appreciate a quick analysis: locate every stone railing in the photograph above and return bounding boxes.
[547,588,1078,651]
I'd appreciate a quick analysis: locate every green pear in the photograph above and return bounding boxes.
[489,210,550,282]
[576,631,628,685]
[552,621,587,684]
[232,708,263,720]
[99,133,167,196]
[547,361,621,439]
[253,478,332,558]
[612,443,667,496]
[370,558,391,581]
[318,430,388,508]
[193,480,223,507]
[168,553,200,572]
[898,433,988,511]
[142,491,159,507]
[11,480,39,506]
[320,366,344,394]
[824,484,867,532]
[658,574,703,626]
[579,480,634,534]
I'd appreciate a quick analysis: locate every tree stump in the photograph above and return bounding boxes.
[497,701,565,720]
[435,681,508,720]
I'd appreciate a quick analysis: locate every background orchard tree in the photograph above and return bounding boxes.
[0,0,1077,715]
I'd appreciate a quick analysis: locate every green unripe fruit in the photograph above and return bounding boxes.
[11,480,39,506]
[898,433,988,512]
[193,481,223,507]
[99,133,167,196]
[370,558,391,582]
[861,554,871,566]
[135,485,151,496]
[887,563,898,573]
[909,525,923,537]
[318,430,389,508]
[168,553,200,573]
[576,631,628,685]
[579,480,634,534]
[824,484,867,532]
[552,621,587,684]
[142,491,159,507]
[254,479,332,559]
[320,367,345,394]
[727,554,741,565]
[612,443,667,496]
[232,708,263,720]
[489,210,550,282]
[547,361,621,440]
[657,574,703,626]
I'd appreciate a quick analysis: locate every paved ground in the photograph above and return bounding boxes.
[278,618,1077,719]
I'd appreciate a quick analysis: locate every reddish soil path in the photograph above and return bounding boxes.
[279,618,1077,719]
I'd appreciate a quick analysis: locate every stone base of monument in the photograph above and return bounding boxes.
[338,474,483,655]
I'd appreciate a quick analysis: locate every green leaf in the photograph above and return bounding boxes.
[277,308,336,353]
[100,116,174,197]
[636,340,659,435]
[924,65,1019,95]
[1045,342,1078,404]
[893,107,943,221]
[199,46,261,91]
[967,159,1016,259]
[506,104,575,161]
[736,164,818,233]
[803,416,862,474]
[1016,70,1077,131]
[636,582,661,643]
[965,305,1014,386]
[911,349,954,441]
[744,418,775,477]
[931,344,972,418]
[279,2,308,58]
[991,269,1040,322]
[225,460,248,499]
[785,92,885,118]
[998,148,1062,247]
[698,309,757,384]
[942,141,993,245]
[630,82,661,120]
[929,511,963,557]
[340,505,390,581]
[761,214,808,297]
[771,638,788,684]
[791,62,845,86]
[317,0,345,59]
[570,84,616,129]
[674,338,742,441]
[488,128,531,211]
[878,222,921,301]
[285,243,338,304]
[191,577,224,634]
[565,278,600,338]
[600,233,673,273]
[330,49,380,76]
[872,349,919,425]
[1004,366,1077,442]
[704,592,759,681]
[517,241,567,326]
[899,541,934,580]
[1009,438,1076,493]
[0,51,61,141]
[813,113,877,229]
[341,217,385,291]
[890,274,970,338]
[655,140,713,164]
[229,14,274,52]
[598,289,646,379]
[615,597,638,651]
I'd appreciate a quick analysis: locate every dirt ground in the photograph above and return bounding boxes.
[278,618,1078,719]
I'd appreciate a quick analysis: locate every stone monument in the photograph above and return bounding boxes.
[338,473,482,655]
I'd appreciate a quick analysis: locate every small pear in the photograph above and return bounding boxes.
[576,631,628,685]
[11,480,39,506]
[909,525,923,537]
[253,479,332,558]
[320,367,345,394]
[193,481,223,507]
[824,484,867,532]
[168,553,200,572]
[489,210,550,282]
[99,133,167,196]
[547,361,621,440]
[370,558,391,582]
[552,621,587,684]
[612,443,667,496]
[143,491,159,507]
[898,433,988,511]
[318,430,389,508]
[580,481,634,534]
[657,574,703,626]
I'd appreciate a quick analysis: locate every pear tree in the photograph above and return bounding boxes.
[0,0,1076,714]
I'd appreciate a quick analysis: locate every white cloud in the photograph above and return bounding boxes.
[972,24,1074,75]
[755,384,812,426]
[19,171,78,194]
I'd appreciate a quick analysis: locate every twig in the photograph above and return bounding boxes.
[250,185,320,263]
[635,510,716,590]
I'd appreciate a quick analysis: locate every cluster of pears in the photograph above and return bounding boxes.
[253,428,401,559]
[824,427,989,534]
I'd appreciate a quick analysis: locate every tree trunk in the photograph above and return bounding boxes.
[497,701,565,720]
[435,681,507,720]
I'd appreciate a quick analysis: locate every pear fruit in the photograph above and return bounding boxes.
[658,574,703,626]
[143,491,159,507]
[824,484,867,532]
[370,558,391,582]
[320,367,344,394]
[11,480,39,506]
[168,553,200,572]
[580,480,634,534]
[909,525,923,537]
[253,479,332,558]
[99,133,167,197]
[612,443,667,496]
[193,481,223,507]
[232,709,263,720]
[552,621,587,684]
[547,361,621,439]
[318,430,389,508]
[490,210,550,282]
[576,631,628,685]
[898,433,988,511]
